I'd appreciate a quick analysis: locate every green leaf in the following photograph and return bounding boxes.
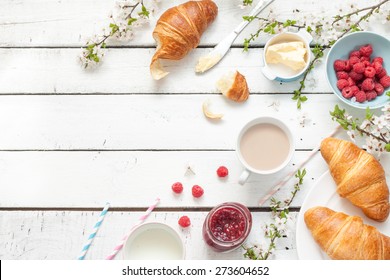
[300,95,308,102]
[109,23,119,35]
[292,90,300,100]
[283,19,297,27]
[138,4,150,18]
[243,39,250,52]
[296,99,302,109]
[350,24,361,32]
[312,45,324,58]
[365,107,373,120]
[93,55,100,62]
[242,0,253,5]
[128,17,137,25]
[385,143,390,152]
[243,16,256,22]
[264,22,278,34]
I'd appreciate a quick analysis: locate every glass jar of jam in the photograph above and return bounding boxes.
[202,202,252,252]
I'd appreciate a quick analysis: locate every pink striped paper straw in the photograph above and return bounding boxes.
[105,198,160,260]
[258,125,342,206]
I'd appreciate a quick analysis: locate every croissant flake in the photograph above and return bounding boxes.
[202,100,223,120]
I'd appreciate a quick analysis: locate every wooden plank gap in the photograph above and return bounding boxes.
[0,207,301,212]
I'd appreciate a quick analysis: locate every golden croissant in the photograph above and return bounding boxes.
[321,137,390,222]
[150,0,218,80]
[304,206,390,260]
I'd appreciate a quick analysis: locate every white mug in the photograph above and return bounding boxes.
[236,116,295,185]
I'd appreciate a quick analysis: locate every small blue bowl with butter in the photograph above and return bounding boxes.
[261,30,313,82]
[325,31,390,109]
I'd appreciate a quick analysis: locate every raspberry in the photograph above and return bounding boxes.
[363,61,371,67]
[349,56,360,65]
[353,62,365,74]
[359,44,373,57]
[178,216,191,228]
[376,68,387,79]
[349,50,361,58]
[344,60,352,72]
[364,66,376,78]
[342,87,354,99]
[366,90,377,101]
[171,182,183,194]
[350,85,359,95]
[355,91,367,103]
[379,75,390,88]
[336,71,349,80]
[334,60,346,71]
[372,62,383,73]
[361,78,375,91]
[192,185,204,198]
[347,77,356,86]
[216,166,229,178]
[349,71,363,81]
[337,79,349,90]
[360,56,370,62]
[374,83,385,95]
[372,57,384,65]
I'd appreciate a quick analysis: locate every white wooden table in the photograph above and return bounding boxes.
[0,0,389,260]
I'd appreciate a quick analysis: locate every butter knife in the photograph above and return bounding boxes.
[195,0,275,73]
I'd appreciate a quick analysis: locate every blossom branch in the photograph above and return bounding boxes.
[242,0,390,109]
[79,0,157,69]
[243,169,307,260]
[330,104,390,155]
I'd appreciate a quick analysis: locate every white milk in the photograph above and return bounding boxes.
[124,227,183,260]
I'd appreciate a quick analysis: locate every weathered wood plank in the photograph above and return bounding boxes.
[0,150,324,208]
[0,150,388,208]
[0,94,354,151]
[0,211,298,260]
[0,48,331,94]
[0,0,387,47]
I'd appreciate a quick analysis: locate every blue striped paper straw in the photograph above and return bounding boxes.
[77,202,110,260]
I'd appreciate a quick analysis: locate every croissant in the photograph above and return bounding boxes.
[321,137,390,222]
[217,71,250,102]
[304,206,390,260]
[150,0,218,80]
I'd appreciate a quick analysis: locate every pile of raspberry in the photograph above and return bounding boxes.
[334,44,389,103]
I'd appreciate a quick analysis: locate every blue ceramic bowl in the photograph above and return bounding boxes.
[326,31,390,109]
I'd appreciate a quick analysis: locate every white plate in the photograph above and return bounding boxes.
[296,171,390,260]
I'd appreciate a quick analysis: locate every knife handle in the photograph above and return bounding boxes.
[234,0,275,35]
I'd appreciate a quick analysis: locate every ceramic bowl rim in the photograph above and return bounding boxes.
[325,31,390,109]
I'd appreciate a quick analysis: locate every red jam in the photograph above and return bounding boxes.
[210,207,246,242]
[203,202,252,252]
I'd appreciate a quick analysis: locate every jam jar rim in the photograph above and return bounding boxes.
[205,202,252,248]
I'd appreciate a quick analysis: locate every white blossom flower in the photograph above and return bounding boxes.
[347,130,356,142]
[344,113,353,122]
[381,104,390,121]
[133,16,149,28]
[298,112,310,128]
[184,162,196,176]
[360,119,371,130]
[363,136,383,157]
[274,217,287,232]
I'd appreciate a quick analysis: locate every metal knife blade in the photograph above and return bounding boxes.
[195,0,275,73]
